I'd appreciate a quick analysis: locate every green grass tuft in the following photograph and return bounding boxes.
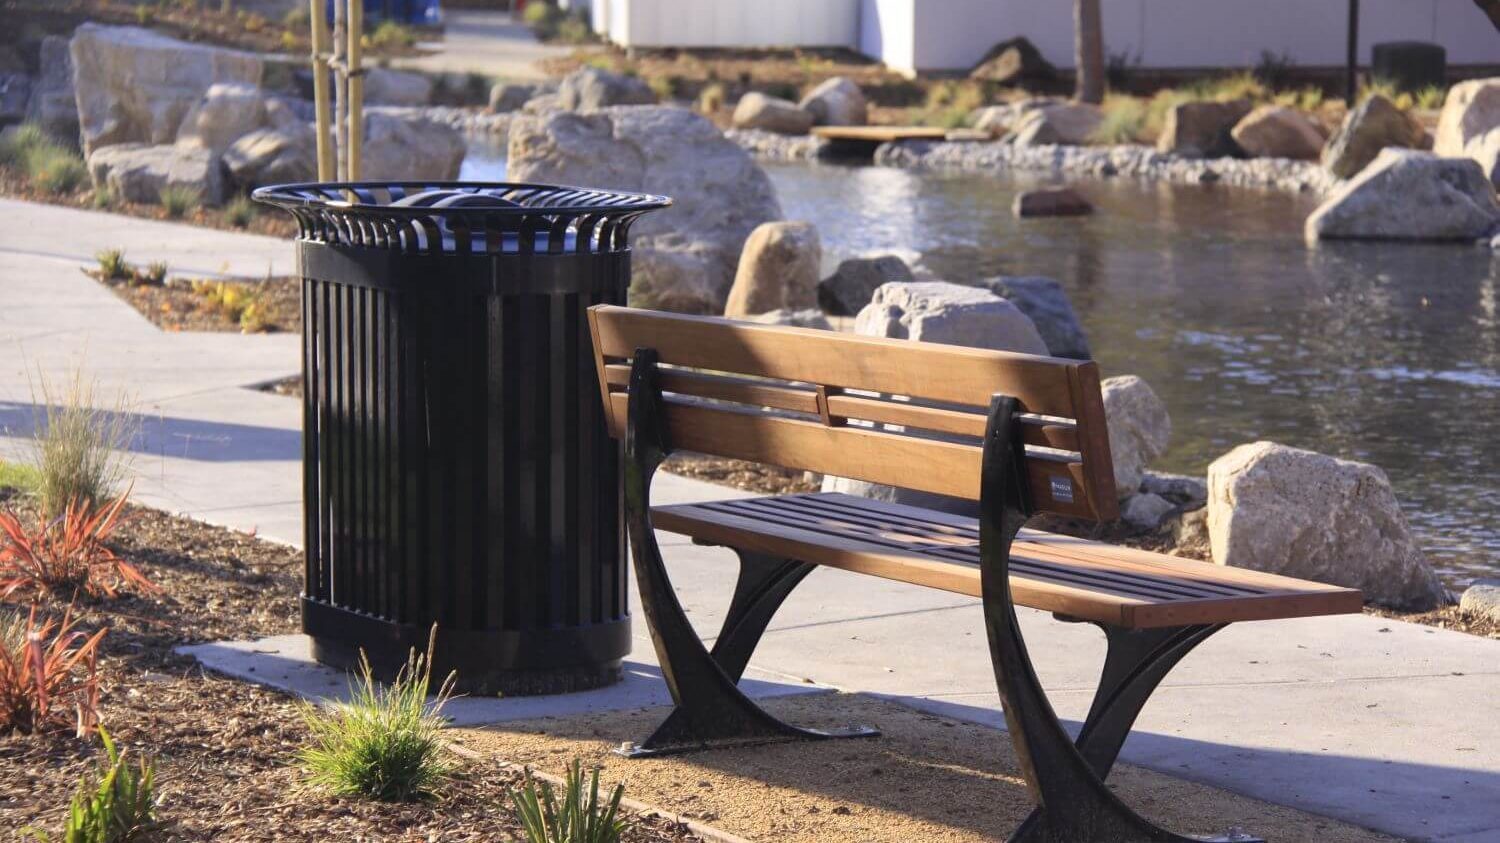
[0,123,51,168]
[224,195,258,228]
[510,759,627,843]
[29,368,136,520]
[25,727,159,843]
[26,146,88,196]
[95,249,130,281]
[157,184,201,218]
[0,460,41,495]
[298,628,456,802]
[1090,95,1149,144]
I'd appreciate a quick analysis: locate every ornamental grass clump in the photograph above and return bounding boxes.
[0,493,154,601]
[1090,94,1148,144]
[157,184,200,219]
[0,605,105,737]
[30,370,136,520]
[26,727,159,842]
[94,250,130,282]
[298,628,456,802]
[510,759,627,843]
[224,195,257,228]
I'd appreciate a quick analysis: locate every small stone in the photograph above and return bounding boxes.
[1141,471,1208,506]
[1101,376,1171,499]
[798,76,867,127]
[817,255,915,316]
[1172,507,1212,558]
[488,82,536,113]
[1009,103,1102,147]
[556,66,655,111]
[724,221,821,317]
[732,92,814,136]
[1012,187,1093,218]
[1122,492,1175,529]
[1458,580,1500,623]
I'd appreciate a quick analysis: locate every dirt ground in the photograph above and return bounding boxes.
[457,692,1397,843]
[88,270,301,334]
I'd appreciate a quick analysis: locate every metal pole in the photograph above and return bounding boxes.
[1346,0,1360,104]
[309,0,335,181]
[347,0,363,181]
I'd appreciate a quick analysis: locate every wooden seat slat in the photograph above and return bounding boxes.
[654,493,1364,628]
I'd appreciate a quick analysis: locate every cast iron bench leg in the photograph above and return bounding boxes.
[616,349,878,758]
[980,395,1262,843]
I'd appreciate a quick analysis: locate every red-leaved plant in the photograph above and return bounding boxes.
[0,494,155,601]
[0,604,105,737]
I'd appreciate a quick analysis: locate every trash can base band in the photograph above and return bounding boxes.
[303,598,631,697]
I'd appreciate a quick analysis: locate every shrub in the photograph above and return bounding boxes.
[224,195,258,228]
[524,1,565,39]
[554,13,594,45]
[191,279,260,324]
[27,727,159,842]
[1252,49,1296,91]
[95,249,131,281]
[157,184,201,219]
[0,606,105,737]
[367,21,416,51]
[136,262,168,288]
[282,6,311,29]
[510,759,627,843]
[648,75,682,102]
[0,494,154,601]
[298,629,456,802]
[695,83,726,114]
[91,185,115,210]
[1090,95,1148,144]
[30,369,136,520]
[1414,85,1446,110]
[911,80,985,129]
[0,123,50,168]
[1273,85,1325,113]
[0,460,42,495]
[27,146,88,196]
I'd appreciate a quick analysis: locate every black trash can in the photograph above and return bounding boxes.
[254,181,671,695]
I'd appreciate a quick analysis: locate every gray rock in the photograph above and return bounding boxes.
[1101,375,1171,499]
[1321,95,1424,179]
[731,92,814,135]
[1173,507,1212,558]
[363,68,433,107]
[0,73,30,125]
[744,308,832,331]
[1207,441,1446,610]
[1305,149,1500,242]
[1231,105,1326,161]
[1009,103,1102,147]
[1157,99,1253,158]
[724,221,821,317]
[556,66,655,111]
[1459,579,1500,623]
[1434,77,1500,188]
[1122,492,1175,529]
[223,124,316,188]
[24,36,77,144]
[361,111,465,180]
[508,106,781,313]
[522,93,562,115]
[974,276,1090,360]
[970,98,1060,137]
[488,82,536,113]
[87,143,224,205]
[71,24,262,155]
[175,83,266,155]
[1140,471,1208,506]
[818,254,915,316]
[1012,186,1093,217]
[969,37,1055,86]
[798,76,867,127]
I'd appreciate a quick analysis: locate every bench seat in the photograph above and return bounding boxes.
[654,492,1363,629]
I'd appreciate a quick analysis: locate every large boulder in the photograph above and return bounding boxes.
[87,143,224,205]
[1207,442,1446,610]
[974,276,1090,360]
[556,66,655,111]
[1321,94,1424,179]
[969,37,1055,86]
[724,221,821,317]
[971,98,1060,137]
[731,92,814,135]
[817,254,915,316]
[1231,105,1326,160]
[1100,375,1170,498]
[488,82,537,113]
[1459,579,1500,623]
[1157,99,1253,158]
[508,106,781,313]
[25,36,78,144]
[361,111,465,180]
[363,68,433,106]
[1434,78,1500,188]
[1305,148,1500,242]
[175,83,266,155]
[797,77,867,126]
[1010,103,1102,147]
[223,124,317,188]
[71,24,262,155]
[825,281,1048,511]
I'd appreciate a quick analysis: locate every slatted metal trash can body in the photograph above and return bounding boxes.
[254,181,672,695]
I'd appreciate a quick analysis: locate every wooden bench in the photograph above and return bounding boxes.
[587,304,1362,843]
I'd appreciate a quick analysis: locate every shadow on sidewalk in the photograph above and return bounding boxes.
[0,401,301,463]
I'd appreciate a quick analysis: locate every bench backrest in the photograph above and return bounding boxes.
[587,305,1119,521]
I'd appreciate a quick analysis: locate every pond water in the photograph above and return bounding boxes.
[461,141,1500,588]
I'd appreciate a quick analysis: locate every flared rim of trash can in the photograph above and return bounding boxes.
[251,180,673,218]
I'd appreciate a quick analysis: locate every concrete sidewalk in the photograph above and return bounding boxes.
[394,10,584,82]
[2,199,1497,841]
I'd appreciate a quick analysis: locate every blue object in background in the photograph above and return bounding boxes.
[326,0,441,28]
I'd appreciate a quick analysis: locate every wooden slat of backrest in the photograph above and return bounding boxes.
[590,305,1080,415]
[1066,363,1118,520]
[606,393,1097,517]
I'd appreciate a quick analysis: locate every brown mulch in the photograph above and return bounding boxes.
[86,269,301,334]
[0,497,699,842]
[5,0,430,59]
[663,453,821,495]
[1366,604,1500,641]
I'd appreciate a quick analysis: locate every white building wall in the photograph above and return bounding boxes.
[599,0,858,49]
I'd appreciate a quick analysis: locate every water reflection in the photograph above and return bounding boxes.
[765,161,1500,587]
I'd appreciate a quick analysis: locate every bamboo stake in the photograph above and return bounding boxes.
[333,0,347,181]
[309,0,335,180]
[347,0,363,181]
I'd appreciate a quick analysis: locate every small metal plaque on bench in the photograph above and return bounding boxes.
[1049,476,1074,503]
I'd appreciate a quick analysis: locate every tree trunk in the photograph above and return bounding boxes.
[1074,0,1105,104]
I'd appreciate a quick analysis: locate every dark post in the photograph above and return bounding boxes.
[255,181,670,695]
[1346,0,1361,104]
